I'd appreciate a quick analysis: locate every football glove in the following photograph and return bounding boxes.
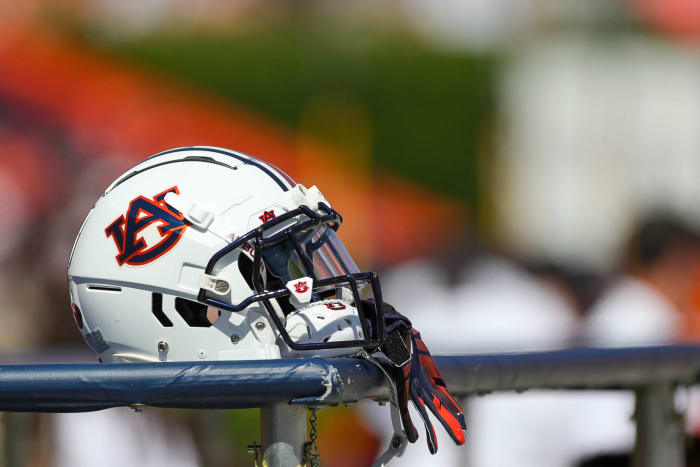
[378,304,466,454]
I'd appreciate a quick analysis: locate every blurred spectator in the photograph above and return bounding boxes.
[53,409,201,467]
[585,215,700,346]
[572,215,700,466]
[525,261,606,321]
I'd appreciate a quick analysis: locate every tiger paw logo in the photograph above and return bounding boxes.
[105,186,189,266]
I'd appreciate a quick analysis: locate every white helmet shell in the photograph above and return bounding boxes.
[68,147,384,363]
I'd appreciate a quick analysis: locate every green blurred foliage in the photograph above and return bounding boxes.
[225,408,260,463]
[86,23,496,206]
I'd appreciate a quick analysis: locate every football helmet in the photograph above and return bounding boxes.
[68,146,386,363]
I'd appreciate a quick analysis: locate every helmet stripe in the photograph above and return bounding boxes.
[147,146,291,191]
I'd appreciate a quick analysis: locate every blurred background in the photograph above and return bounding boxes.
[2,0,700,466]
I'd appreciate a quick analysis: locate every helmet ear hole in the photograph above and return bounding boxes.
[174,298,212,327]
[238,253,297,315]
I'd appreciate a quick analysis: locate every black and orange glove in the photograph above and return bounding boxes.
[378,304,466,454]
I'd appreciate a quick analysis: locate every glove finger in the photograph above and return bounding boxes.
[434,389,467,431]
[412,334,466,431]
[426,375,466,429]
[417,355,463,415]
[400,404,419,443]
[410,378,438,454]
[395,367,419,443]
[411,368,465,445]
[424,389,467,445]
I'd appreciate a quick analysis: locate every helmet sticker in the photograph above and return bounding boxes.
[105,186,190,266]
[258,209,276,223]
[293,281,309,294]
[85,328,110,354]
[285,277,314,305]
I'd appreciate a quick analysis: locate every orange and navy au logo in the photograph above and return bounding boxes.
[105,186,189,266]
[258,210,276,223]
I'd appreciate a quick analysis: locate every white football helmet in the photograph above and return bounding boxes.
[67,146,386,363]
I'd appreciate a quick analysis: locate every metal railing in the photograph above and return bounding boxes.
[1,345,699,466]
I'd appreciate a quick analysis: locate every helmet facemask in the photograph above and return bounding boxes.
[198,202,386,353]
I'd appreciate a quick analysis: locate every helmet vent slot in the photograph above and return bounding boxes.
[88,285,121,293]
[151,293,173,327]
[175,298,212,327]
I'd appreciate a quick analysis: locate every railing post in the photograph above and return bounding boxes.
[261,404,307,467]
[633,384,684,467]
[3,412,31,467]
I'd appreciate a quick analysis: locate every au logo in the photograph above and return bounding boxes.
[105,186,189,266]
[293,281,309,294]
[258,209,276,223]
